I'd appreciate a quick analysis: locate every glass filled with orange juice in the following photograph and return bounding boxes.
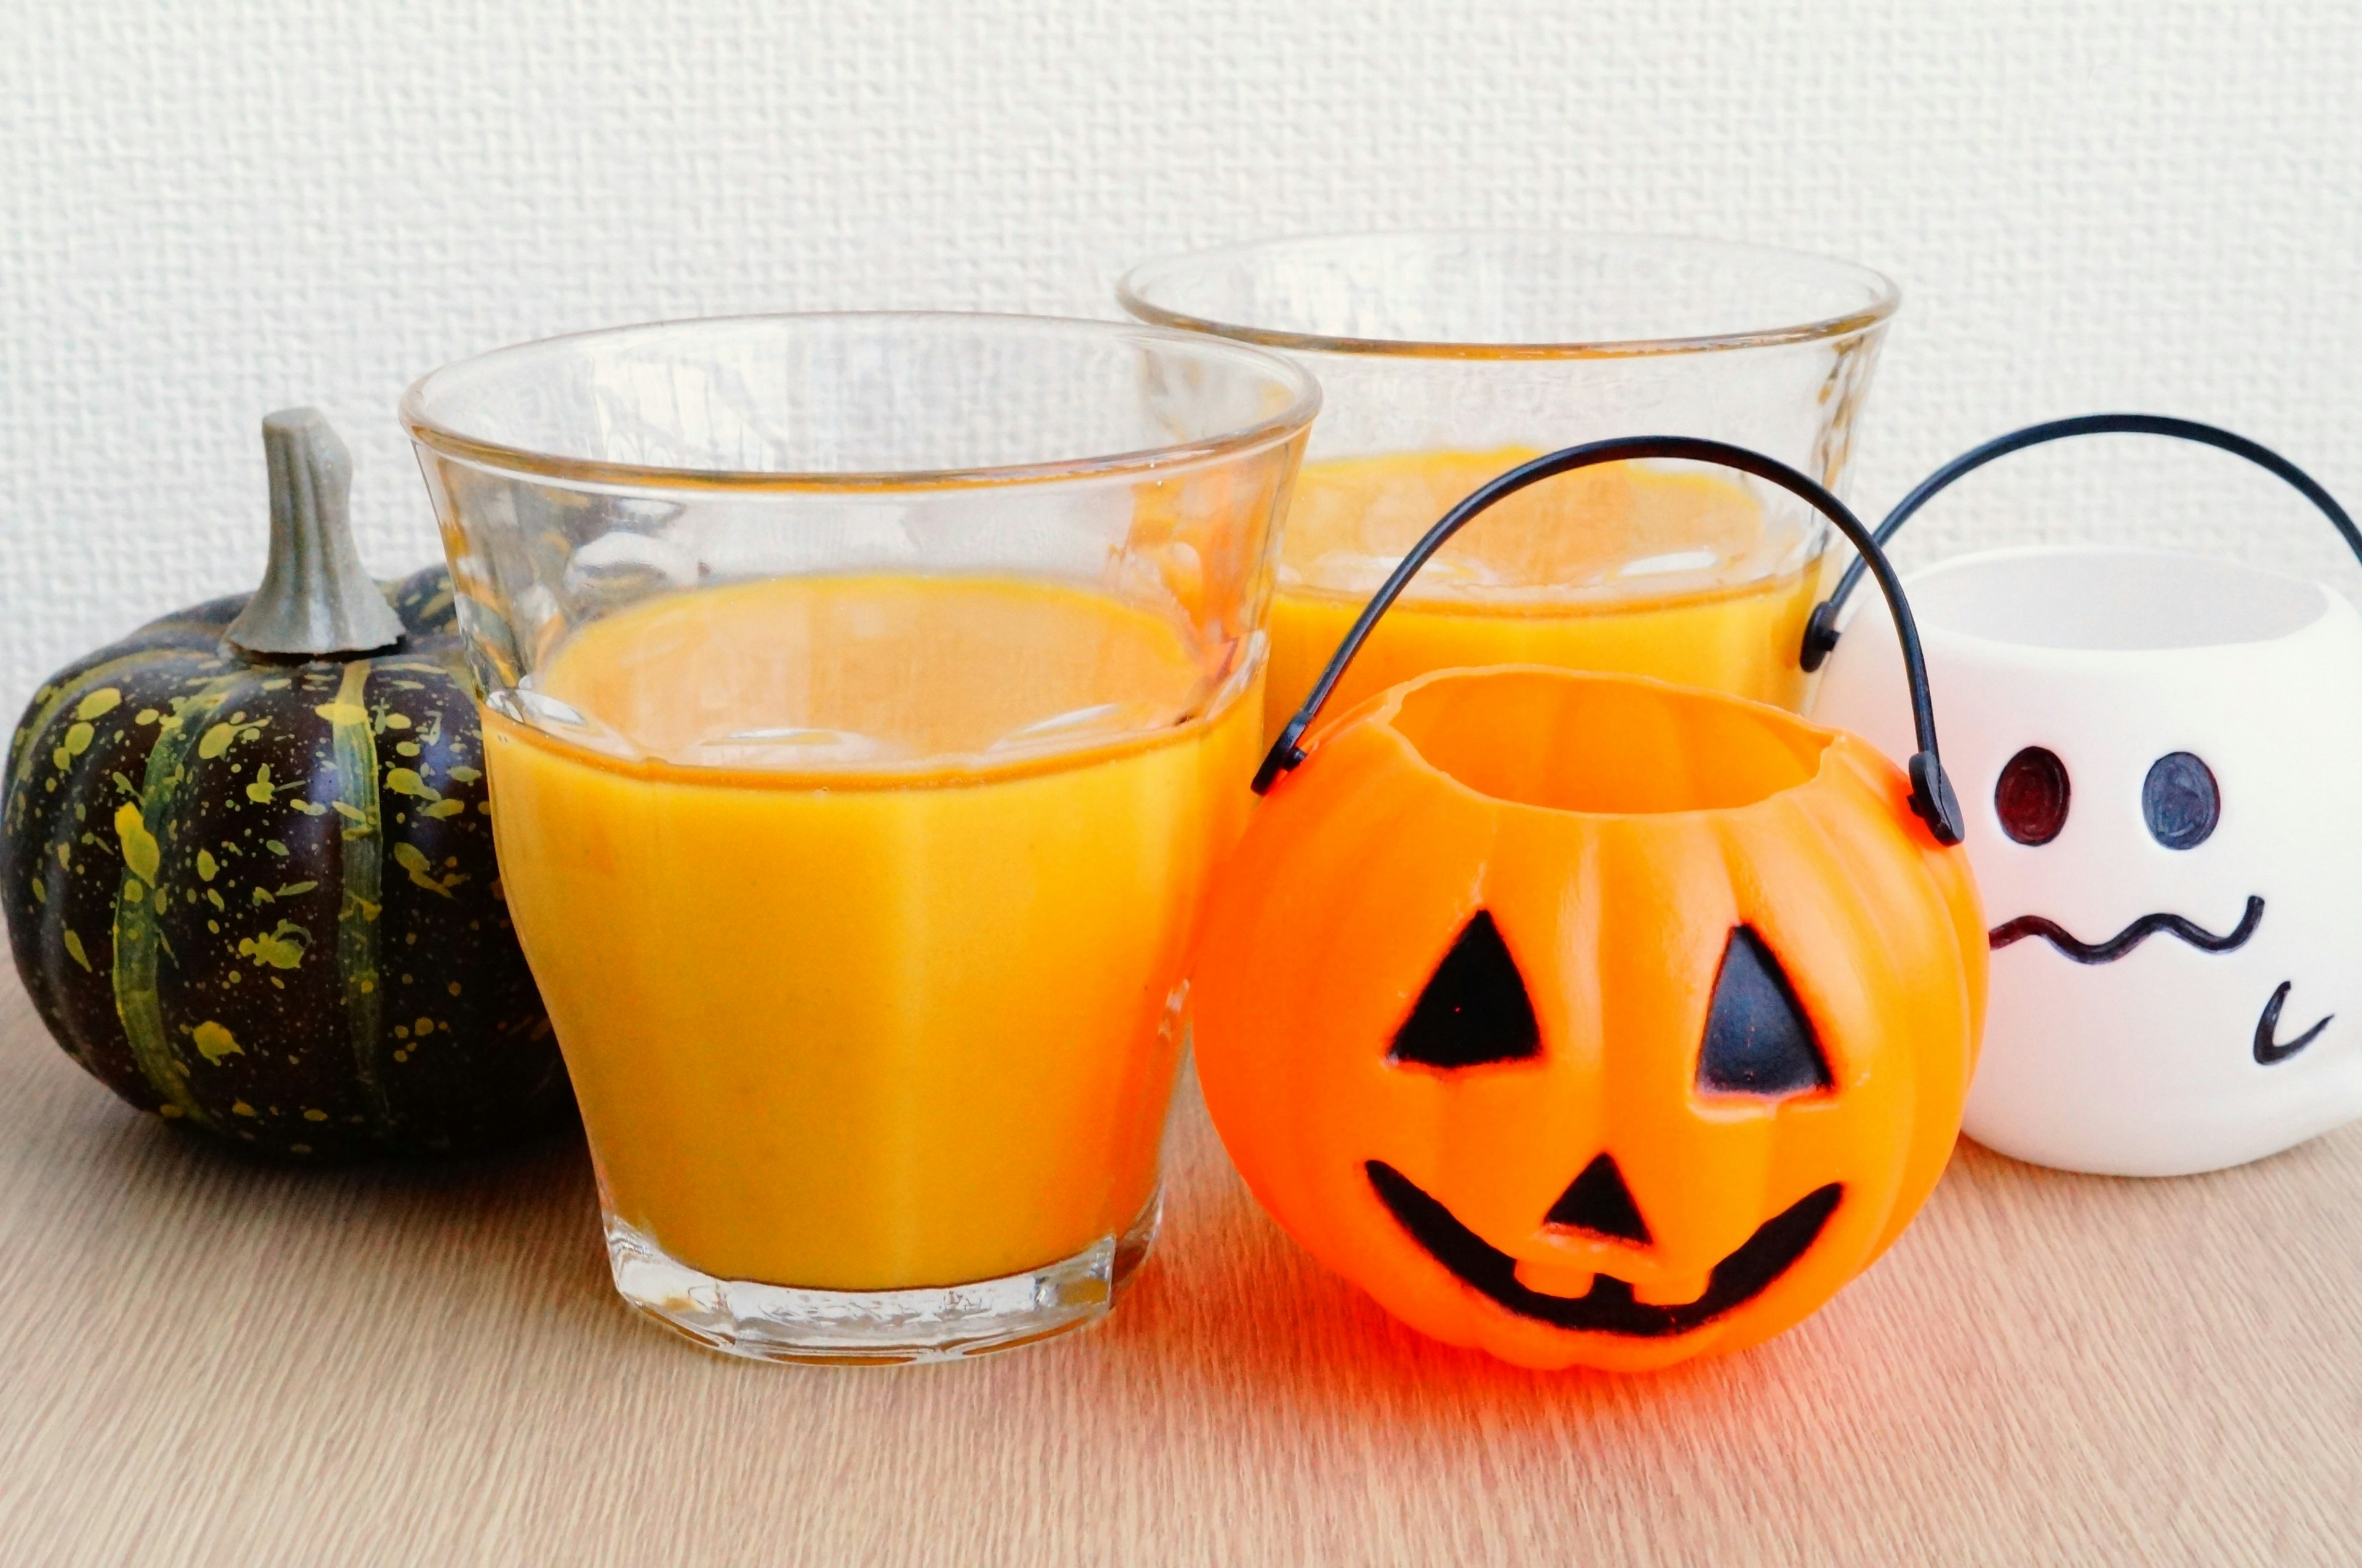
[1119,234,1897,733]
[402,314,1316,1361]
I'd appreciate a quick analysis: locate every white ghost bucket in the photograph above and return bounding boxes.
[1810,415,2362,1177]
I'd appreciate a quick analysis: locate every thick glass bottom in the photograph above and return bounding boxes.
[604,1192,1163,1364]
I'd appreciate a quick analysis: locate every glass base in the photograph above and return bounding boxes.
[605,1193,1162,1364]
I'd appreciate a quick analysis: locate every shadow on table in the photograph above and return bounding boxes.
[4,1027,614,1326]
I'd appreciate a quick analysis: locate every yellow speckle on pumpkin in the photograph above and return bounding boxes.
[30,877,44,905]
[393,1049,410,1062]
[192,1020,242,1063]
[245,764,279,804]
[315,701,368,725]
[231,1101,256,1116]
[206,889,225,912]
[63,722,96,756]
[392,841,459,897]
[196,850,218,882]
[135,708,159,725]
[477,801,491,815]
[261,678,291,691]
[420,800,463,819]
[381,712,412,730]
[386,768,436,800]
[394,1025,409,1038]
[395,741,421,757]
[197,722,237,759]
[414,1015,434,1035]
[288,798,327,816]
[75,688,122,722]
[447,766,482,784]
[124,878,146,904]
[237,921,308,969]
[62,930,91,971]
[331,801,367,824]
[161,1104,186,1120]
[54,843,70,868]
[302,1108,328,1123]
[265,839,290,856]
[114,804,160,883]
[357,977,375,995]
[50,747,68,770]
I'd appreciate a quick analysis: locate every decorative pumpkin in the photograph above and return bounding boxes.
[1190,439,1987,1372]
[1,408,566,1158]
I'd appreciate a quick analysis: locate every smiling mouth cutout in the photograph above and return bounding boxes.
[1988,895,2263,963]
[1366,1161,1842,1337]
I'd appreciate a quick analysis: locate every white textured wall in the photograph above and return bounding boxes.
[6,0,2359,717]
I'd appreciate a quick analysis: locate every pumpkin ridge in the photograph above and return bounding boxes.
[321,661,394,1140]
[112,672,243,1128]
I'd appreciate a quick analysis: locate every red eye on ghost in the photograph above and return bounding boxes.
[1996,747,2070,845]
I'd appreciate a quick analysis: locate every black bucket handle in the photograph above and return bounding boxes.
[1800,413,2362,672]
[1253,436,1966,846]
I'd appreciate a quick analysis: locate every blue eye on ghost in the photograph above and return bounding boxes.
[2144,752,2220,850]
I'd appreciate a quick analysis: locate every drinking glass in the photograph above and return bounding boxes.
[403,313,1317,1361]
[1119,233,1896,733]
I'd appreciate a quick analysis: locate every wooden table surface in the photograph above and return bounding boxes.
[2,967,2358,1567]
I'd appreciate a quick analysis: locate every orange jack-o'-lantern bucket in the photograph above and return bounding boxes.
[1190,437,1989,1372]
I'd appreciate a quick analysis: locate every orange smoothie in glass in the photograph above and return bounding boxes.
[1265,448,1821,736]
[483,574,1261,1291]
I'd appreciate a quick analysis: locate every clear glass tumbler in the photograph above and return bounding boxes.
[1119,233,1896,734]
[402,314,1317,1361]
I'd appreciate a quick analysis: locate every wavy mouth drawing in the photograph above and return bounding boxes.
[1366,1161,1841,1338]
[1989,895,2264,964]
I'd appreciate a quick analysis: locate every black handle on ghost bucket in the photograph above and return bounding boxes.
[1799,413,2362,672]
[1252,436,1967,846]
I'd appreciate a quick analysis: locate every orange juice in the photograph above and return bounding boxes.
[1266,449,1822,736]
[483,575,1260,1291]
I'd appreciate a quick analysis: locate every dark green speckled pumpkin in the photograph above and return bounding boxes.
[0,409,567,1158]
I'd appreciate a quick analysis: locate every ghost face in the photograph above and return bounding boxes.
[1813,546,2362,1176]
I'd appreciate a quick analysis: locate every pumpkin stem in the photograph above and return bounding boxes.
[224,408,405,659]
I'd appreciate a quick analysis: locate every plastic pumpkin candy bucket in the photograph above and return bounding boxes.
[1189,437,1988,1373]
[1810,415,2362,1177]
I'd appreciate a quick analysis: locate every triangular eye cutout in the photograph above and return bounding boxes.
[1545,1153,1653,1244]
[1696,927,1832,1097]
[1388,911,1541,1069]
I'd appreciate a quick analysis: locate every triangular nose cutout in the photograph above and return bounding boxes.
[1545,1154,1652,1244]
[1388,911,1541,1069]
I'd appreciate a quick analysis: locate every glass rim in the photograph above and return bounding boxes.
[1116,231,1900,360]
[400,309,1324,491]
